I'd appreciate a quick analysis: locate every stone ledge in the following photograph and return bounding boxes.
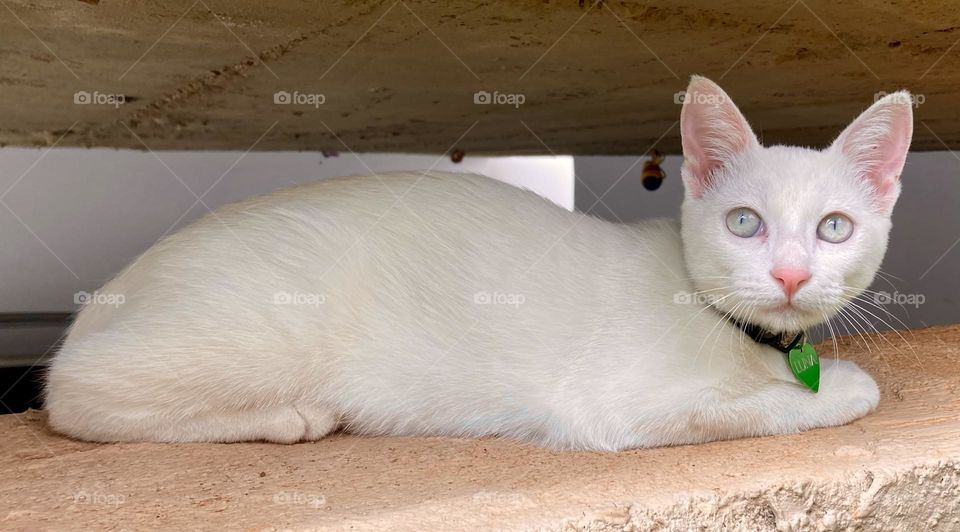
[1,325,958,530]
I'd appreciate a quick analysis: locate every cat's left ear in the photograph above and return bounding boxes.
[829,91,914,213]
[680,76,760,198]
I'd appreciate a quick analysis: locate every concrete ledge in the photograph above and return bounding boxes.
[1,325,958,530]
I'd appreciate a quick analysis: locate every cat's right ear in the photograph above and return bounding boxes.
[680,76,759,197]
[827,91,913,214]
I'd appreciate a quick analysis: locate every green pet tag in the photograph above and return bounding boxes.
[788,342,820,393]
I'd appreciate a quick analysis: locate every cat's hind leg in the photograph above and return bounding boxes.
[49,403,338,444]
[157,406,308,443]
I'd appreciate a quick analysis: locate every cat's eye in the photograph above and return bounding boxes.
[725,208,762,238]
[817,213,854,243]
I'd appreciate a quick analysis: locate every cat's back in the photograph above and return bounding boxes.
[65,171,590,339]
[218,171,571,226]
[152,171,581,266]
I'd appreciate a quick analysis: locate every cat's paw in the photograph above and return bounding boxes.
[815,358,880,426]
[259,407,310,444]
[294,403,339,441]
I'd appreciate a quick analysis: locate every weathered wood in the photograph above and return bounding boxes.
[1,1,959,154]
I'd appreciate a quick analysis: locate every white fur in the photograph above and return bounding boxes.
[45,78,912,450]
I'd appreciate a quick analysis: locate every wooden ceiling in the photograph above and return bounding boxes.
[2,0,959,154]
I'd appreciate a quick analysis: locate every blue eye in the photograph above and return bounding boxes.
[818,213,854,243]
[725,208,762,238]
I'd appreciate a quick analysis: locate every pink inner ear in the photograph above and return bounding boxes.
[873,112,912,183]
[870,136,905,210]
[680,118,710,197]
[680,78,757,197]
[837,95,913,209]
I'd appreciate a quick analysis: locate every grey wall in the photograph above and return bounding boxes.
[574,153,960,333]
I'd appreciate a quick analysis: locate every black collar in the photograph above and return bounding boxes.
[732,320,805,354]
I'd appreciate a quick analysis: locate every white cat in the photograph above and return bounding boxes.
[45,77,913,450]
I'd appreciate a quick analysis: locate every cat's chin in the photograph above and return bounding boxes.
[743,305,831,334]
[712,298,834,334]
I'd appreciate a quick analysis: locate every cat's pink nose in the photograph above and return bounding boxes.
[771,267,810,299]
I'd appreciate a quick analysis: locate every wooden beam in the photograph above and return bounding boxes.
[1,1,959,154]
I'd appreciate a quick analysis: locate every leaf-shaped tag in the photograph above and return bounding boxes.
[788,342,820,393]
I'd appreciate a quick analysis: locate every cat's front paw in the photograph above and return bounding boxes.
[815,358,880,426]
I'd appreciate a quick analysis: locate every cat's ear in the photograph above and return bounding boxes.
[829,91,913,212]
[680,76,759,198]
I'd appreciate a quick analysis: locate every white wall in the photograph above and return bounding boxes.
[0,149,573,365]
[575,152,960,334]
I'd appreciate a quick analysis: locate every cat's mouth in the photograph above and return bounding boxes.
[708,287,848,334]
[711,295,836,334]
[751,300,836,333]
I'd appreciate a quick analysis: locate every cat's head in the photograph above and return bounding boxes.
[679,76,913,333]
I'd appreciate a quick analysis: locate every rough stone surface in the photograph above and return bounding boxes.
[1,325,958,530]
[2,1,960,154]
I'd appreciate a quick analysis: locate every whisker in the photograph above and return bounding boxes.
[687,285,735,296]
[843,299,922,368]
[842,303,886,354]
[840,305,892,367]
[840,286,913,318]
[694,296,744,367]
[820,309,840,363]
[848,293,917,339]
[833,308,868,352]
